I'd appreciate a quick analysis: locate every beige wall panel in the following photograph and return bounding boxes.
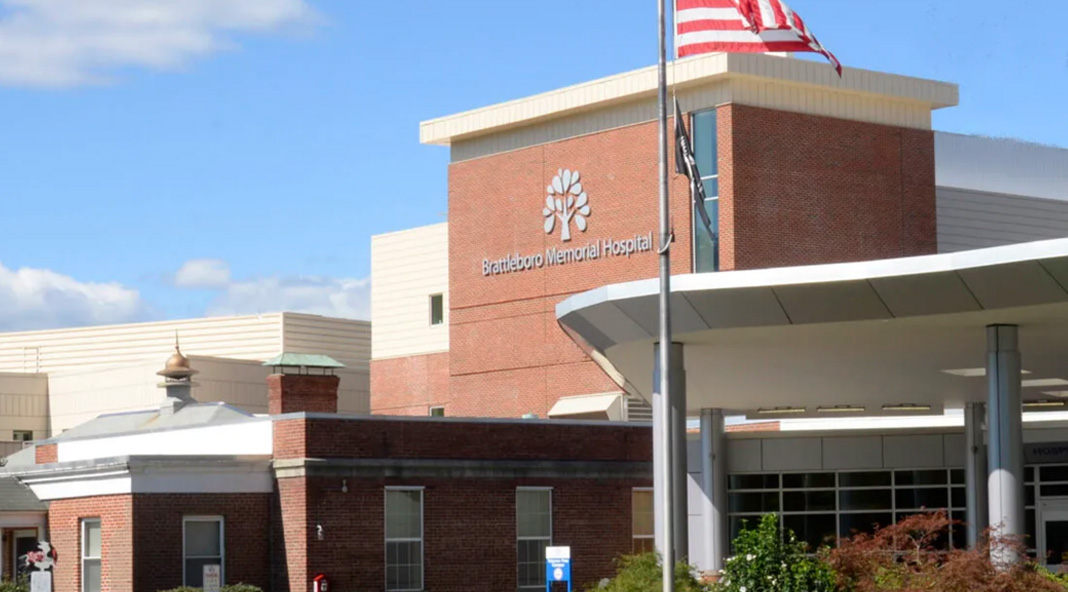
[371,223,449,360]
[0,372,48,440]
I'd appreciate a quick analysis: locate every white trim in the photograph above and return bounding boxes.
[516,487,553,590]
[183,515,225,587]
[81,518,101,592]
[384,487,424,592]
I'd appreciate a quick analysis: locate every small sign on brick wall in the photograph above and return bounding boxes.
[203,565,221,592]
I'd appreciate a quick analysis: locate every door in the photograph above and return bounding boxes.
[12,529,38,577]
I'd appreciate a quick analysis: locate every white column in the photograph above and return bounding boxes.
[654,342,689,560]
[700,409,727,572]
[987,324,1024,565]
[965,402,989,548]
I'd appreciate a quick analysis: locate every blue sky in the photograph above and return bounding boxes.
[0,0,1065,330]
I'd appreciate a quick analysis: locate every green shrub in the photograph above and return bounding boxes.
[714,514,835,592]
[590,552,708,592]
[0,576,29,592]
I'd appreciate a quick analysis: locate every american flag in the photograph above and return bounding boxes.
[675,0,841,75]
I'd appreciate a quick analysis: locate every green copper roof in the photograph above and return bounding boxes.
[263,353,346,368]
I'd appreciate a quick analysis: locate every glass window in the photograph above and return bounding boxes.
[517,488,552,589]
[385,488,423,591]
[184,517,224,588]
[839,489,892,511]
[82,519,101,592]
[895,487,949,510]
[895,470,948,486]
[783,514,837,551]
[783,473,835,489]
[839,513,893,537]
[428,406,445,417]
[784,490,835,512]
[1042,484,1068,497]
[729,474,779,490]
[632,489,655,553]
[13,430,32,442]
[1042,466,1068,482]
[839,471,891,488]
[951,487,966,508]
[729,492,779,513]
[429,294,444,326]
[690,109,719,273]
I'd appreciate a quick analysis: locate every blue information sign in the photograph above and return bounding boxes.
[545,546,571,592]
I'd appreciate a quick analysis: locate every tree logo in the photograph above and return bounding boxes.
[543,169,590,242]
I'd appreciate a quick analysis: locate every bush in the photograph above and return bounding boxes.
[0,577,28,592]
[590,552,709,592]
[714,514,835,592]
[828,511,1064,592]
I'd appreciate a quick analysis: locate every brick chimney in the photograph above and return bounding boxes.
[264,353,344,415]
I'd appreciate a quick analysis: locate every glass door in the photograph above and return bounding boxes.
[1039,501,1068,568]
[12,529,38,577]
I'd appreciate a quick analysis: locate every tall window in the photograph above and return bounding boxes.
[517,488,552,589]
[183,517,224,587]
[429,294,444,326]
[385,487,424,591]
[691,109,719,273]
[632,488,655,553]
[81,519,101,592]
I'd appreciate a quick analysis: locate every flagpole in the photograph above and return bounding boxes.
[656,0,675,591]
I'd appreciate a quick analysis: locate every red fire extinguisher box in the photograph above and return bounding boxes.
[312,574,330,592]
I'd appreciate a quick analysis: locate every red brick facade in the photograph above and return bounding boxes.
[47,494,270,592]
[268,374,340,415]
[447,118,693,419]
[430,104,938,419]
[35,444,57,464]
[718,104,937,271]
[370,352,450,415]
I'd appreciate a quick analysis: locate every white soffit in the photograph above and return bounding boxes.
[420,53,958,146]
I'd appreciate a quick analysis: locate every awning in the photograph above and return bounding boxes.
[547,393,624,421]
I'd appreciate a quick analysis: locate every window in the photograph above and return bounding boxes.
[517,488,552,589]
[429,294,444,326]
[429,406,445,417]
[385,487,423,591]
[13,430,32,442]
[691,109,719,273]
[183,517,224,587]
[632,488,655,553]
[727,468,968,552]
[81,519,101,592]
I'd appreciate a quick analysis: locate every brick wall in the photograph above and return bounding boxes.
[35,444,56,464]
[370,352,450,415]
[720,104,937,270]
[272,416,652,462]
[447,118,693,419]
[131,493,270,592]
[274,475,646,592]
[48,495,133,592]
[268,374,339,415]
[46,494,269,592]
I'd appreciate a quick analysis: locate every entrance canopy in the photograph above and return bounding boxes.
[556,239,1068,416]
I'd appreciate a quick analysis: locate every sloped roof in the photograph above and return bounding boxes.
[48,402,255,442]
[0,476,45,512]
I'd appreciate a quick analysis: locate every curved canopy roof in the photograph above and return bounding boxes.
[556,238,1068,415]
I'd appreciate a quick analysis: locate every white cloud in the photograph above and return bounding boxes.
[0,261,147,331]
[174,258,231,288]
[206,275,371,320]
[172,258,370,320]
[0,0,317,87]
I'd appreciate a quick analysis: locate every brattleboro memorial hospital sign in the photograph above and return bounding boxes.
[482,168,654,277]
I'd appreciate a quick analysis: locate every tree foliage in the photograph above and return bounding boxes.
[714,513,836,592]
[827,510,1064,592]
